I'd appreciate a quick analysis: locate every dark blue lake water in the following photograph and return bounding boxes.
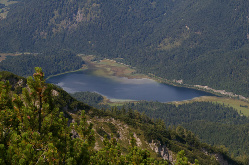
[47,70,213,102]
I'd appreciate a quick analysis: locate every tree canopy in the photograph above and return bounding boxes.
[0,68,169,164]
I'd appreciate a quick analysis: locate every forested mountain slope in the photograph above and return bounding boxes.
[0,69,240,164]
[0,0,249,96]
[124,101,249,160]
[0,49,84,77]
[72,91,249,163]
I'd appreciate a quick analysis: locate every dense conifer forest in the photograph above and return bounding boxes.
[123,101,249,159]
[0,0,249,96]
[0,50,84,77]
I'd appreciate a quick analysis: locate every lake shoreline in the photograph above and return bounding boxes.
[46,68,88,80]
[47,55,248,103]
[47,67,215,104]
[46,55,249,116]
[78,55,240,100]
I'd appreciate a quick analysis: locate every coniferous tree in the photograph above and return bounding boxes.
[0,68,95,164]
[1,68,208,164]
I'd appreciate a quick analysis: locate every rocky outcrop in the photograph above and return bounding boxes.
[213,153,229,165]
[149,141,174,162]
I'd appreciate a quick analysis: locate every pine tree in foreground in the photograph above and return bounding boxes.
[0,67,170,164]
[0,67,95,164]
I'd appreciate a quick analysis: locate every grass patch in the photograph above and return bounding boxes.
[0,0,19,19]
[0,0,18,6]
[80,55,148,79]
[0,53,22,61]
[158,33,189,50]
[107,102,127,106]
[172,96,249,116]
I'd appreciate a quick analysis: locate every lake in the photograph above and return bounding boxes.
[47,70,213,102]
